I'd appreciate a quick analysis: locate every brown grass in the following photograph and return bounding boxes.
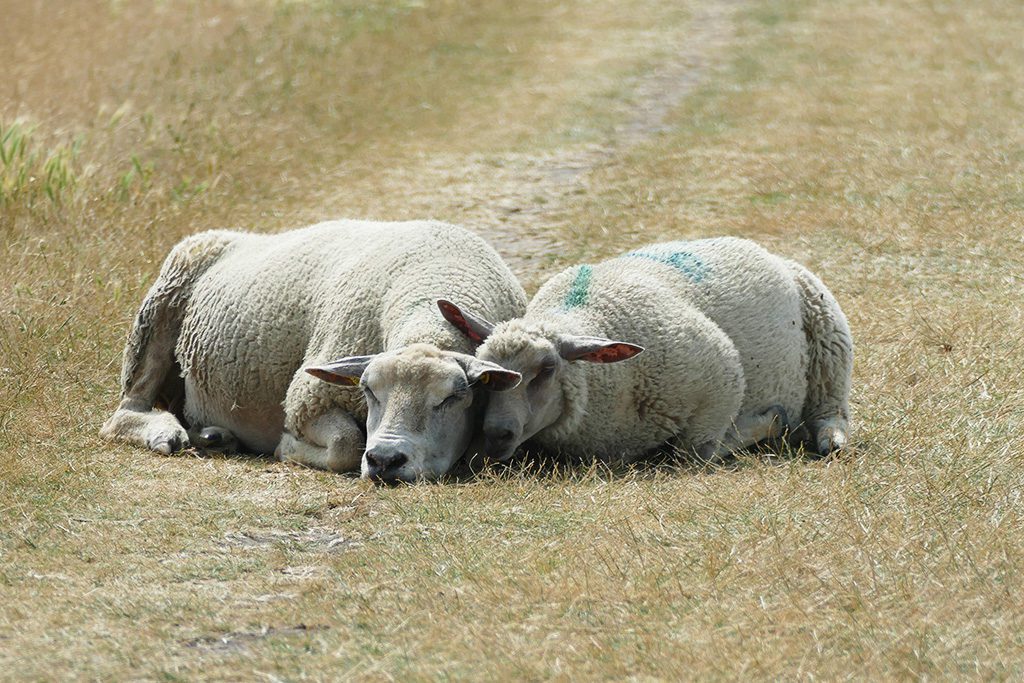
[3,0,1024,679]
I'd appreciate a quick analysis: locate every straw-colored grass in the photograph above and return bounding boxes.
[2,0,1023,678]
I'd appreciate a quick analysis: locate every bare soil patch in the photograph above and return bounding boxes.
[331,1,745,284]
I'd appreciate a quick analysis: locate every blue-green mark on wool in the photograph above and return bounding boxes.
[624,245,709,282]
[562,264,593,309]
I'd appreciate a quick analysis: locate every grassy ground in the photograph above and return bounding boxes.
[3,0,1024,679]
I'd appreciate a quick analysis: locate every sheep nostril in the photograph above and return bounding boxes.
[386,452,408,470]
[364,452,382,470]
[486,428,515,444]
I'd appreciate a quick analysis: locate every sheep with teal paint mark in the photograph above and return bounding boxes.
[562,265,594,310]
[441,236,853,464]
[622,243,710,282]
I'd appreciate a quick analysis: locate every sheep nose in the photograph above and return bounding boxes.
[483,427,517,460]
[485,427,515,445]
[364,449,408,482]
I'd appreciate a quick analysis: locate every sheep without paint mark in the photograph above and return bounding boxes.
[100,219,527,482]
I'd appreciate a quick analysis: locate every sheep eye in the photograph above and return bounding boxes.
[362,387,379,404]
[532,364,556,384]
[435,392,465,411]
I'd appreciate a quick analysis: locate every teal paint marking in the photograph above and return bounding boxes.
[623,245,709,282]
[562,264,593,309]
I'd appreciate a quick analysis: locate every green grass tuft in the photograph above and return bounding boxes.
[0,121,80,207]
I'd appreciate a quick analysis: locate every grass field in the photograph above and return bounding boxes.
[3,0,1024,679]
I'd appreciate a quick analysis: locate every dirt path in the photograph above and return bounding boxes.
[370,0,744,286]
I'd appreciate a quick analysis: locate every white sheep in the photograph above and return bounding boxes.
[100,219,526,482]
[440,237,853,464]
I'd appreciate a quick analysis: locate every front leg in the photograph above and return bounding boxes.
[276,410,365,473]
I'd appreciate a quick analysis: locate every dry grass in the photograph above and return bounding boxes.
[3,0,1024,679]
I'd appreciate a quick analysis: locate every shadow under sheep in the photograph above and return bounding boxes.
[157,407,841,483]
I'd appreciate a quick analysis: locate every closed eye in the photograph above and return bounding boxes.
[362,386,379,404]
[531,364,556,385]
[434,392,467,411]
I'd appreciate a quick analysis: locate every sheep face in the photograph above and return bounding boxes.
[437,300,642,462]
[476,332,564,461]
[478,324,645,461]
[308,344,520,483]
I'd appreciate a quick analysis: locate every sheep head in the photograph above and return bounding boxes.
[439,301,644,462]
[306,343,520,483]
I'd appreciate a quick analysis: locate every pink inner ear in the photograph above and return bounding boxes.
[439,301,484,344]
[580,343,642,363]
[305,367,358,386]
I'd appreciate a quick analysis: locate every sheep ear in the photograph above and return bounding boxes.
[437,299,495,345]
[305,355,376,386]
[557,335,644,363]
[463,358,522,391]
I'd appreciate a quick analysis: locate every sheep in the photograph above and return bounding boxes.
[99,219,526,483]
[439,236,853,465]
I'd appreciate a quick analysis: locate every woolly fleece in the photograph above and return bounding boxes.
[479,236,853,460]
[116,219,527,454]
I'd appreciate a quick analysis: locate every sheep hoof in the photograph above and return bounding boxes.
[147,428,189,455]
[193,426,239,453]
[816,426,847,455]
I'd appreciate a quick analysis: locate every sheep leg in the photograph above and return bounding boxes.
[101,406,189,455]
[276,410,365,473]
[101,232,239,455]
[785,260,853,455]
[99,294,190,455]
[695,405,788,463]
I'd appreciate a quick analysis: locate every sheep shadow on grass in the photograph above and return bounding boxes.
[445,431,844,485]
[159,429,844,485]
